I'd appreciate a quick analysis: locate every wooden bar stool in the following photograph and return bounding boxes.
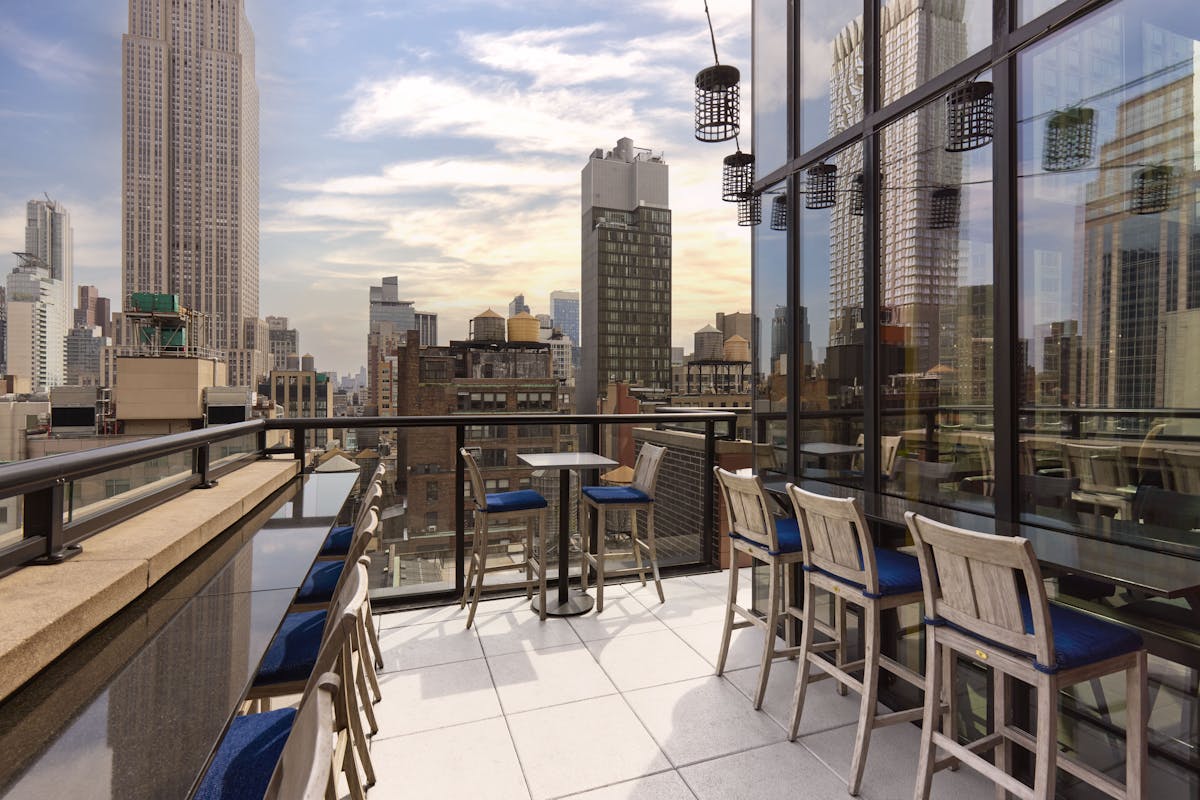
[580,442,667,612]
[460,447,549,627]
[784,484,927,796]
[905,512,1147,800]
[713,467,805,709]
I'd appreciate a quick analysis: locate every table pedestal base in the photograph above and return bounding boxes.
[531,590,594,617]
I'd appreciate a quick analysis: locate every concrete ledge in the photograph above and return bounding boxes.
[0,458,299,702]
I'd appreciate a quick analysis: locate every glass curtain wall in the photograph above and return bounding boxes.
[753,180,789,476]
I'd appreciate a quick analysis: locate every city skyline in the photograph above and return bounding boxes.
[0,0,751,377]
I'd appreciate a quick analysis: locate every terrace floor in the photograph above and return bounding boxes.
[366,571,990,800]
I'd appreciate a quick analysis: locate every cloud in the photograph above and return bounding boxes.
[0,20,104,86]
[288,9,344,51]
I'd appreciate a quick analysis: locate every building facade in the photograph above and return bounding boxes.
[267,369,333,449]
[265,315,299,371]
[6,199,73,393]
[121,0,265,387]
[752,1,1200,791]
[579,138,672,414]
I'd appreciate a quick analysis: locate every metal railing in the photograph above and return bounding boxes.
[0,412,738,589]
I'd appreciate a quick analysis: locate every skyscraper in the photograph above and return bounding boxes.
[265,315,299,371]
[508,294,530,317]
[121,0,265,386]
[550,289,580,345]
[6,199,73,392]
[579,138,671,414]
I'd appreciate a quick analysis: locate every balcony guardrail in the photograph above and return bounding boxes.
[0,412,738,596]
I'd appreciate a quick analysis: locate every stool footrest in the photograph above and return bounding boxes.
[931,731,1034,800]
[879,655,924,689]
[1002,726,1128,798]
[872,706,925,728]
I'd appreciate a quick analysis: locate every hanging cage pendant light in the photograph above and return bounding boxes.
[695,65,741,143]
[722,151,755,201]
[738,193,762,226]
[1130,166,1174,215]
[1043,107,1096,172]
[946,81,994,152]
[930,187,961,229]
[851,173,865,216]
[805,164,838,209]
[770,193,788,230]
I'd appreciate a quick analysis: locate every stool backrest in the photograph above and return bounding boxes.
[327,508,379,605]
[881,435,902,477]
[632,443,667,497]
[316,554,371,659]
[714,467,778,551]
[786,484,877,594]
[354,481,383,528]
[1062,442,1128,492]
[905,512,1053,668]
[460,448,488,510]
[264,672,338,800]
[1163,449,1200,495]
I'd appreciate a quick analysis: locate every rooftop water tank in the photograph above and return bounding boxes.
[724,335,750,362]
[507,312,540,343]
[471,309,506,342]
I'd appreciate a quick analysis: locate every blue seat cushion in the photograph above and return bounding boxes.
[254,609,326,686]
[319,524,353,557]
[295,560,344,605]
[1021,598,1143,674]
[581,486,652,504]
[731,517,803,556]
[194,707,296,800]
[483,489,548,513]
[810,548,923,598]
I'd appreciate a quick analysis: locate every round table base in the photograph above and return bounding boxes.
[531,590,595,617]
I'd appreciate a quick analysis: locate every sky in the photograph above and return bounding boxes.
[0,0,751,377]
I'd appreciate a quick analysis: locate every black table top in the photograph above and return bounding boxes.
[764,477,1200,599]
[0,470,357,800]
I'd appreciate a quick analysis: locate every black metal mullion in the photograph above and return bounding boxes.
[862,0,881,493]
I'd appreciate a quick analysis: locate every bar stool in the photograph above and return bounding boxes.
[460,447,549,627]
[317,464,386,559]
[580,442,667,612]
[713,467,805,709]
[905,512,1147,800]
[784,485,927,796]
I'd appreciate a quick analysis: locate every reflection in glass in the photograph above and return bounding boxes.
[798,143,864,485]
[880,79,994,510]
[799,1,864,153]
[1018,2,1200,772]
[753,180,789,475]
[879,0,991,107]
[753,0,789,173]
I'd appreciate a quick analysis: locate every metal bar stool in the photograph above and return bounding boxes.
[713,467,805,709]
[906,512,1147,800]
[460,447,549,627]
[784,484,927,796]
[580,442,667,612]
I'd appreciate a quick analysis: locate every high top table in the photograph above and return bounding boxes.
[518,451,616,616]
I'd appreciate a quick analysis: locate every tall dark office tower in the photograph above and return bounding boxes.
[579,138,671,414]
[121,0,265,386]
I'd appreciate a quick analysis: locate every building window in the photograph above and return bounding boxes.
[426,481,438,503]
[481,448,507,468]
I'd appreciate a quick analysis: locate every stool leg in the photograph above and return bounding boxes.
[715,550,740,676]
[525,512,534,600]
[1126,651,1147,800]
[461,514,478,609]
[913,636,941,800]
[835,595,849,696]
[465,516,489,629]
[631,506,647,586]
[993,670,1011,800]
[754,561,781,710]
[1032,674,1057,800]
[580,501,591,594]
[787,569,817,740]
[847,601,880,796]
[595,505,607,613]
[536,509,548,621]
[645,506,664,603]
[943,645,959,771]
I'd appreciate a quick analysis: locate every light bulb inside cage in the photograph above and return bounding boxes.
[770,194,788,230]
[1130,166,1174,215]
[1043,107,1096,172]
[930,187,961,229]
[851,173,865,217]
[946,81,994,152]
[805,164,837,209]
[722,151,755,202]
[737,193,762,226]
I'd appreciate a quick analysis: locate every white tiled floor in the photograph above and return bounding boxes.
[369,573,990,800]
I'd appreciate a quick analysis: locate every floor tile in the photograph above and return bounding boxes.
[566,594,670,642]
[679,740,848,800]
[624,675,786,767]
[800,717,991,800]
[378,594,532,629]
[370,717,530,799]
[376,619,483,673]
[724,658,870,735]
[672,619,779,672]
[585,629,713,693]
[372,656,501,739]
[684,570,747,597]
[637,587,733,628]
[507,695,671,800]
[561,770,696,800]
[488,642,617,714]
[475,611,583,657]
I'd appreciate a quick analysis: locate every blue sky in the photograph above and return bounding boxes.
[0,0,751,376]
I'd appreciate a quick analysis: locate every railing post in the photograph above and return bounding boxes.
[455,425,466,598]
[194,442,217,489]
[256,427,268,458]
[703,419,716,567]
[292,425,305,463]
[28,481,79,564]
